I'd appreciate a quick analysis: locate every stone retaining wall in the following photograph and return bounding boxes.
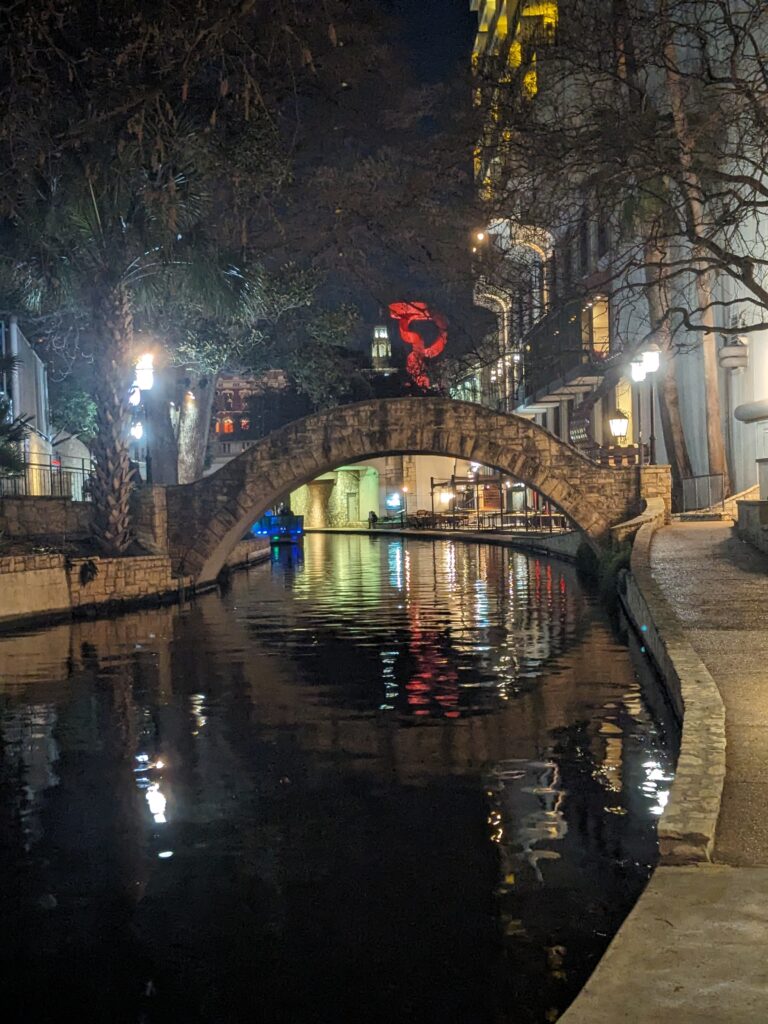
[620,522,726,864]
[224,537,271,568]
[0,551,192,625]
[0,552,71,621]
[611,494,669,545]
[736,499,768,554]
[68,555,191,612]
[0,496,93,540]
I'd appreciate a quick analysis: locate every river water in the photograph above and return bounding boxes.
[0,534,676,1024]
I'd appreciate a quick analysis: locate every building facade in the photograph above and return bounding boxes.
[464,0,768,504]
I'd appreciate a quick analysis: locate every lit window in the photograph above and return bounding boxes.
[240,418,250,431]
[223,418,235,434]
[215,421,221,433]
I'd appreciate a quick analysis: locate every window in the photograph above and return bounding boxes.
[221,442,231,455]
[215,421,221,434]
[240,418,250,431]
[222,418,235,434]
[581,296,610,356]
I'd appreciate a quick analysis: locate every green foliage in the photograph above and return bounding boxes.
[49,379,98,441]
[576,540,632,605]
[0,356,27,475]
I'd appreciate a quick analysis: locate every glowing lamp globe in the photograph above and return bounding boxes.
[630,358,647,383]
[608,410,630,441]
[642,343,661,374]
[135,353,155,391]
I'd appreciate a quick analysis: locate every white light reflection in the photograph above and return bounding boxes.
[388,543,403,590]
[190,693,207,729]
[641,760,674,816]
[380,649,399,709]
[146,782,167,824]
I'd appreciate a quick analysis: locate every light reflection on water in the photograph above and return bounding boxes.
[0,534,676,1024]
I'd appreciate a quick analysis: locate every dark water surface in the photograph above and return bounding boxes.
[0,535,676,1023]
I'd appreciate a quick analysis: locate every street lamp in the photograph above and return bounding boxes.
[643,344,660,464]
[608,409,630,443]
[402,485,408,525]
[132,352,155,483]
[630,346,660,463]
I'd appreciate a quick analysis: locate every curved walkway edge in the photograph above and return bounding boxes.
[562,520,768,1024]
[623,521,726,864]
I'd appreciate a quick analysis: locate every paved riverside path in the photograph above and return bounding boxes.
[562,521,768,1024]
[652,522,768,866]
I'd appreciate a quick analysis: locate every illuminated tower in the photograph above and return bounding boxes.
[371,325,393,374]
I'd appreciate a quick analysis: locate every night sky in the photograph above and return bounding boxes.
[387,0,476,81]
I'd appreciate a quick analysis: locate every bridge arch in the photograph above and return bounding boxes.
[165,398,664,584]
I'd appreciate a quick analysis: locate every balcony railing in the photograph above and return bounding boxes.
[0,455,94,502]
[519,298,610,402]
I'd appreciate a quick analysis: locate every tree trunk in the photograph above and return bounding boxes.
[90,284,135,554]
[177,370,216,484]
[145,367,179,486]
[644,244,693,510]
[695,272,730,491]
[662,14,730,493]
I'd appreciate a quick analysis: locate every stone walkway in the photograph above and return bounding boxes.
[563,522,768,1024]
[652,522,768,866]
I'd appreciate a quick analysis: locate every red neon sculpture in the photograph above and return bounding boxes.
[388,301,448,389]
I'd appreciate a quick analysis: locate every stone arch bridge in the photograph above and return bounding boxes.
[139,398,669,586]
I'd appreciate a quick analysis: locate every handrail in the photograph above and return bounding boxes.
[681,473,724,513]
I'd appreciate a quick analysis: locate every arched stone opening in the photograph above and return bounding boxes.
[164,398,664,585]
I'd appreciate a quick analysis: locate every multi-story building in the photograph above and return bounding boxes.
[463,1,768,505]
[0,316,90,498]
[207,369,304,474]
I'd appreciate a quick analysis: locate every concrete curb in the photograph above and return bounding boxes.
[621,520,726,864]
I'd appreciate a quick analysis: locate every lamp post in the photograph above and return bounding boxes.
[131,352,155,483]
[642,343,660,465]
[402,485,408,526]
[630,347,660,464]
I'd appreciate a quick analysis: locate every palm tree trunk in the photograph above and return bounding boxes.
[644,244,693,509]
[90,284,135,553]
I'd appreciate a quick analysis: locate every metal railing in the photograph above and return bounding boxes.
[0,455,94,502]
[375,508,568,534]
[681,473,725,513]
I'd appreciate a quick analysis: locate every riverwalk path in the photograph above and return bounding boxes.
[563,521,768,1024]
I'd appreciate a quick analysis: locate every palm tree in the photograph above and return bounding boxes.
[11,165,208,549]
[0,355,27,476]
